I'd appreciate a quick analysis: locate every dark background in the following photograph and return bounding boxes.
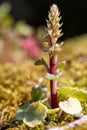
[0,0,87,39]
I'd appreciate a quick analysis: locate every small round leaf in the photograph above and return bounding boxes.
[59,97,82,115]
[23,102,48,127]
[15,100,30,120]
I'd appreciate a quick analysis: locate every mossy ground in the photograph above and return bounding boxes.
[0,34,87,130]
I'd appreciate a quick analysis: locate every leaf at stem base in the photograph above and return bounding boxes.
[23,102,48,127]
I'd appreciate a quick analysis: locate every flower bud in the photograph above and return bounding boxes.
[47,4,63,44]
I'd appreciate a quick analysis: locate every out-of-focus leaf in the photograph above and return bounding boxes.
[35,57,49,70]
[48,108,60,114]
[0,2,11,18]
[45,73,56,80]
[34,58,45,65]
[31,86,43,101]
[23,102,47,127]
[31,85,47,102]
[45,71,62,80]
[57,61,66,68]
[15,100,30,120]
[59,97,82,114]
[15,21,32,36]
[58,87,87,102]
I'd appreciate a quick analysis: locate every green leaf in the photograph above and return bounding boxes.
[45,73,56,80]
[48,108,60,114]
[34,58,46,66]
[23,102,48,127]
[58,87,87,102]
[34,58,49,70]
[57,61,66,68]
[15,100,30,120]
[45,71,62,80]
[15,21,31,36]
[0,2,11,18]
[31,85,47,102]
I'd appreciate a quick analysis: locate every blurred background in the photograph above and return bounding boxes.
[0,0,87,63]
[0,0,87,39]
[0,1,87,127]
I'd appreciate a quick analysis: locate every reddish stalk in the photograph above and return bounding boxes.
[49,54,58,108]
[45,4,63,109]
[43,4,63,109]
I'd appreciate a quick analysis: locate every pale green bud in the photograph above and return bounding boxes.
[47,4,63,44]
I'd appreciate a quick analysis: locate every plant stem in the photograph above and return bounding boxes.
[46,4,63,108]
[49,54,58,108]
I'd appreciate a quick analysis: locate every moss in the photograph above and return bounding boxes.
[0,35,87,129]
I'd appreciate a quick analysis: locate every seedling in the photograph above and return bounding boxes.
[35,4,63,108]
[15,4,83,128]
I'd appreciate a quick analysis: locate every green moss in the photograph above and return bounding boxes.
[0,36,87,129]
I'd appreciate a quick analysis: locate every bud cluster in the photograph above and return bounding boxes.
[47,4,62,44]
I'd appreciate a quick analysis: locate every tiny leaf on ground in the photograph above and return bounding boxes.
[15,100,30,120]
[59,97,82,114]
[58,87,87,102]
[23,102,48,127]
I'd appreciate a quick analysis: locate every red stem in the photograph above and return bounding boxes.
[49,54,58,108]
